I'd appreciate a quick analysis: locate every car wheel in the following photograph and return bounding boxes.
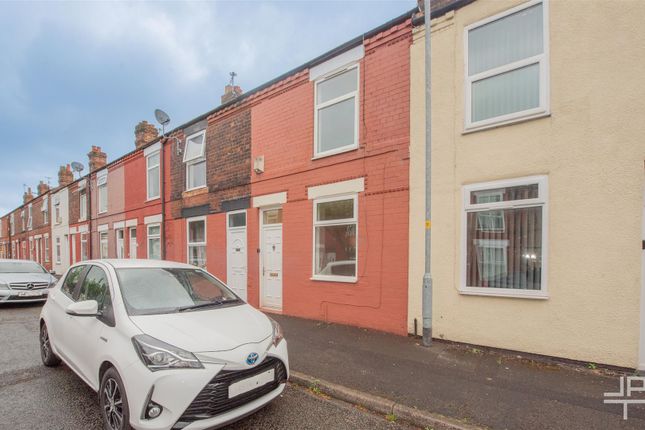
[100,367,133,430]
[40,323,61,367]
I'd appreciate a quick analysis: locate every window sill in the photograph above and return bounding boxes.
[459,288,548,300]
[312,145,358,161]
[146,196,161,203]
[183,187,208,198]
[463,111,550,134]
[310,275,357,284]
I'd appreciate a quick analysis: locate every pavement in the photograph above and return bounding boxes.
[0,303,416,430]
[272,313,645,430]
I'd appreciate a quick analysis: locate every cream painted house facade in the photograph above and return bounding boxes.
[409,0,645,368]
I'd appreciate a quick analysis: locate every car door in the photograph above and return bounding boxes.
[66,264,116,388]
[46,265,87,364]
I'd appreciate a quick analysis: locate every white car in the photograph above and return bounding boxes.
[39,259,288,430]
[0,259,57,303]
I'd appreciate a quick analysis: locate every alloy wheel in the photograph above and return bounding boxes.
[40,325,50,360]
[102,378,124,430]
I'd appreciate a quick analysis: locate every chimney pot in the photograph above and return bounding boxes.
[87,146,108,173]
[221,84,243,105]
[23,187,34,204]
[37,180,49,196]
[58,165,74,187]
[135,121,159,149]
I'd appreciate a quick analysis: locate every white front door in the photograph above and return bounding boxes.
[129,227,137,259]
[260,208,283,310]
[116,229,124,258]
[227,211,247,301]
[70,234,76,264]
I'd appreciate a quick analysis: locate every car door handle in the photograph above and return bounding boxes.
[100,336,108,343]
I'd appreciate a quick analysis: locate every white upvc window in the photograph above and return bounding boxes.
[28,237,33,260]
[20,210,25,231]
[462,176,548,298]
[55,237,61,264]
[146,150,161,200]
[44,235,49,262]
[464,0,549,130]
[54,198,61,224]
[100,232,108,259]
[27,205,33,230]
[79,190,87,221]
[314,64,359,158]
[10,214,14,235]
[80,233,88,261]
[187,217,206,268]
[183,131,206,191]
[42,196,49,224]
[312,194,358,282]
[147,224,161,260]
[97,174,108,214]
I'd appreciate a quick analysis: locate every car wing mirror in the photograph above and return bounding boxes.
[66,300,99,317]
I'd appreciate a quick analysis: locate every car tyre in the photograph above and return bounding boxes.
[40,323,61,367]
[100,367,133,430]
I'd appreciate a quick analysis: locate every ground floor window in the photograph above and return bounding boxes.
[313,195,357,281]
[187,217,206,268]
[462,176,547,297]
[147,224,161,260]
[44,236,49,262]
[81,233,88,261]
[55,237,61,264]
[100,232,108,259]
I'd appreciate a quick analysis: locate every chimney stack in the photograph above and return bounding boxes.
[58,165,74,187]
[37,180,49,196]
[135,121,159,149]
[88,146,107,172]
[23,187,33,204]
[221,84,243,105]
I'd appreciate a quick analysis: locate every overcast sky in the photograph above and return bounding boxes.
[0,0,416,214]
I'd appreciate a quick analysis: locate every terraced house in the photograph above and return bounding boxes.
[2,0,644,370]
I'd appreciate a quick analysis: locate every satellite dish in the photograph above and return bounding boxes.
[71,162,84,172]
[154,109,171,127]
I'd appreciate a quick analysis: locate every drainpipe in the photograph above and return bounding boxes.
[88,177,93,259]
[161,138,166,260]
[422,0,433,347]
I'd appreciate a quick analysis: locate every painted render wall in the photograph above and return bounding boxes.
[409,0,645,367]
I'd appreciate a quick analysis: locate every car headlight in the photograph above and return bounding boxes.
[269,317,284,347]
[132,334,203,371]
[48,277,57,288]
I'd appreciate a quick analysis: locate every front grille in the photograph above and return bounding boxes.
[9,282,49,290]
[173,356,287,429]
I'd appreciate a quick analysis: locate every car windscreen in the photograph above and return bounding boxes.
[115,268,240,315]
[0,261,47,274]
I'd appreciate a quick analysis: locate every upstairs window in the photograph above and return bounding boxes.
[79,190,87,221]
[42,196,49,224]
[97,174,108,214]
[27,205,32,230]
[21,210,25,231]
[10,214,14,235]
[314,65,359,157]
[183,131,206,191]
[465,0,548,129]
[147,150,160,200]
[462,176,548,298]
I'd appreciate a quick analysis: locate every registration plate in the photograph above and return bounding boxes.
[228,368,275,398]
[18,290,45,297]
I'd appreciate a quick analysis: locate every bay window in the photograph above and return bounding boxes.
[313,195,357,281]
[183,131,206,190]
[187,217,206,268]
[462,176,548,298]
[314,65,359,157]
[465,0,548,129]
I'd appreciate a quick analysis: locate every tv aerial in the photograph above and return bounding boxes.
[154,108,182,156]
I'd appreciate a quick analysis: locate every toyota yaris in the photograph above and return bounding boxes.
[39,259,288,430]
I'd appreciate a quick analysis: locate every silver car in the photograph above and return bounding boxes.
[0,259,57,303]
